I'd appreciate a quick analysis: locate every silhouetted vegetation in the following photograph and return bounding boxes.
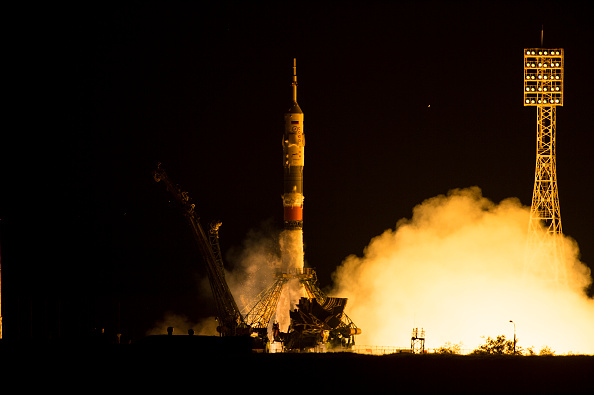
[471,335,558,356]
[524,345,556,356]
[472,335,517,355]
[435,341,463,354]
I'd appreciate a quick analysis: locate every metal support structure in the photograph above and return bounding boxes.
[244,277,288,332]
[154,163,247,335]
[241,266,360,349]
[411,327,425,354]
[300,273,361,342]
[523,48,567,285]
[208,221,226,272]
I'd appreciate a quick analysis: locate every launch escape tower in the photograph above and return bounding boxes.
[523,47,567,285]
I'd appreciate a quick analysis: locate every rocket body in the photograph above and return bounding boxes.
[282,111,304,229]
[277,59,306,331]
[282,59,305,231]
[280,59,305,276]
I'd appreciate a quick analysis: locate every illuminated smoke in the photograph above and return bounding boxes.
[148,223,281,338]
[276,229,307,331]
[223,223,306,333]
[280,229,304,273]
[225,223,279,311]
[229,227,306,332]
[330,187,594,354]
[275,276,307,332]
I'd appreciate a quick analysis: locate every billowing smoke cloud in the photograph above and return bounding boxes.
[224,221,307,332]
[148,220,281,338]
[225,220,280,312]
[330,187,594,354]
[225,224,306,332]
[148,219,308,337]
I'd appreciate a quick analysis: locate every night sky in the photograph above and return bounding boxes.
[3,1,593,343]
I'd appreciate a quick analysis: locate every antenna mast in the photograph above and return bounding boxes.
[292,58,298,103]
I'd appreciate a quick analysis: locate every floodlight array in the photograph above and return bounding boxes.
[524,48,563,106]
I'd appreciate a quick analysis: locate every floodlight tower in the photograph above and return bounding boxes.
[523,48,567,285]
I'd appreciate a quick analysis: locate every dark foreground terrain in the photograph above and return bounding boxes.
[2,337,592,393]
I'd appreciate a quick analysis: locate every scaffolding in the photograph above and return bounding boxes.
[411,327,425,354]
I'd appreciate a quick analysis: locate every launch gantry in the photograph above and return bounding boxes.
[153,163,249,337]
[244,268,361,351]
[154,163,360,351]
[152,59,361,352]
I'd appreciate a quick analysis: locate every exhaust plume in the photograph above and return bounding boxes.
[330,186,594,354]
[226,224,306,332]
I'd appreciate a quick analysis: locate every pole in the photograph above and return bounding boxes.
[509,320,516,354]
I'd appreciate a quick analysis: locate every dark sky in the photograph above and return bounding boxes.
[3,1,593,343]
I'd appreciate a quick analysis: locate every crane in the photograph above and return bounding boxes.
[153,163,248,337]
[153,163,360,351]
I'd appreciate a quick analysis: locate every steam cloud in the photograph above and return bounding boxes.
[149,188,593,354]
[330,187,594,354]
[225,222,280,312]
[147,222,281,338]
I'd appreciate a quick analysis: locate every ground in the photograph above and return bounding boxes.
[2,338,592,392]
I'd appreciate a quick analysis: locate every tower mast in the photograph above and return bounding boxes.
[523,47,566,285]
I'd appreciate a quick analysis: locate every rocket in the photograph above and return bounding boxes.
[282,58,305,231]
[278,58,305,325]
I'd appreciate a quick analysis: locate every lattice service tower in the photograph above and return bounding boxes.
[523,47,567,285]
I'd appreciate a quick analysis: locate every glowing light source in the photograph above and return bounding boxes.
[524,48,563,107]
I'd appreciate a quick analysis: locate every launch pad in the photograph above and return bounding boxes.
[153,59,361,352]
[244,267,360,351]
[153,60,361,352]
